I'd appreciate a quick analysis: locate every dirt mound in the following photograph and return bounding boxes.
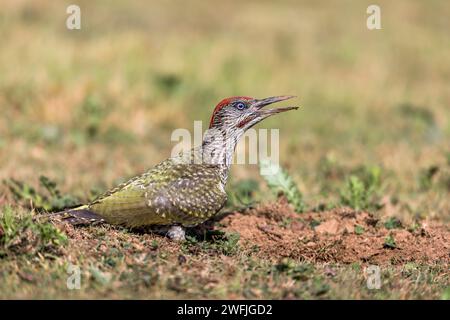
[220,199,450,265]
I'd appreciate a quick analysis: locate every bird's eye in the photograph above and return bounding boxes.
[235,102,246,110]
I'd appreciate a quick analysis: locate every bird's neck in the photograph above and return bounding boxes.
[173,126,244,185]
[176,126,243,184]
[201,126,243,166]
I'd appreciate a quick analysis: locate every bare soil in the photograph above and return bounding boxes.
[220,198,449,265]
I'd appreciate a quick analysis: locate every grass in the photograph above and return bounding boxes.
[383,233,397,249]
[0,206,67,257]
[259,159,306,212]
[0,0,449,299]
[4,176,80,212]
[340,174,378,211]
[0,221,447,299]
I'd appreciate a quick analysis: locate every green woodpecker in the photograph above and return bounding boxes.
[56,96,298,240]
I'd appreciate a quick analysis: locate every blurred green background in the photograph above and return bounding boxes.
[0,0,449,221]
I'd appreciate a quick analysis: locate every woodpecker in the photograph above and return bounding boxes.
[56,96,298,240]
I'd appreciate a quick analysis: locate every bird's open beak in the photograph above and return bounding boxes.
[237,95,298,129]
[252,95,298,115]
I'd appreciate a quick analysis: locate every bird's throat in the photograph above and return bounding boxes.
[173,127,244,186]
[201,127,241,167]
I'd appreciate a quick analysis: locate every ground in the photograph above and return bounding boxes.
[0,1,449,299]
[0,198,448,299]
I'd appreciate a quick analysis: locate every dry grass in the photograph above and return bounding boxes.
[0,0,449,299]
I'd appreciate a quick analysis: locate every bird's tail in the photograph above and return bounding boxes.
[50,205,105,225]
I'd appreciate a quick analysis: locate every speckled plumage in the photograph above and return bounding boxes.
[88,157,228,227]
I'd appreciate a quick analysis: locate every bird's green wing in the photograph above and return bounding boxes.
[161,163,227,226]
[87,160,226,227]
[87,160,174,225]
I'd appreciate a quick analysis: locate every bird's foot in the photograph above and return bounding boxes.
[166,225,186,242]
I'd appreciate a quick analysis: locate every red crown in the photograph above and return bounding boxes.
[209,96,253,128]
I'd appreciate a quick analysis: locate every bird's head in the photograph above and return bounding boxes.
[208,96,298,133]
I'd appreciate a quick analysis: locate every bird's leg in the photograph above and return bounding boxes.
[147,225,186,241]
[166,225,186,242]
